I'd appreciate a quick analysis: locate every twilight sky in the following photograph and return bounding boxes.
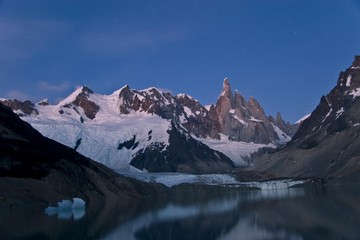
[0,0,359,122]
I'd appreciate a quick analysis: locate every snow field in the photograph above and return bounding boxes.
[194,134,274,166]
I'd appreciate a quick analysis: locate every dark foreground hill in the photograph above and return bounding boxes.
[0,103,165,211]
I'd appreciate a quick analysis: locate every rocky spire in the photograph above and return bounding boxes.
[210,78,295,144]
[351,55,360,68]
[220,78,233,102]
[248,96,266,120]
[81,86,94,95]
[233,90,241,108]
[276,112,283,123]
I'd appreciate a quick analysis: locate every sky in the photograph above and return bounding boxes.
[0,0,359,123]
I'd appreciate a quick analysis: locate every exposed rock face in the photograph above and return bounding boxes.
[118,86,182,121]
[116,81,295,143]
[0,99,38,116]
[292,56,360,142]
[251,56,360,182]
[209,78,294,144]
[130,122,235,173]
[63,86,100,120]
[1,79,295,173]
[117,86,221,139]
[269,112,298,138]
[37,99,50,106]
[175,94,220,139]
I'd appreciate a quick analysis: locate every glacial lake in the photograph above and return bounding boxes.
[2,183,360,240]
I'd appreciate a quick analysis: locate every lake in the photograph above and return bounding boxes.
[1,183,360,240]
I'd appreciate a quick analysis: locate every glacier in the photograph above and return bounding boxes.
[20,87,274,171]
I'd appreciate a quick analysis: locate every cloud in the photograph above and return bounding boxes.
[5,90,31,101]
[38,81,71,92]
[82,28,186,55]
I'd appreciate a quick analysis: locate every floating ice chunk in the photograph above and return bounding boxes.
[45,197,86,220]
[72,197,86,209]
[57,199,73,209]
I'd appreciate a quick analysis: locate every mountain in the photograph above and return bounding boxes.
[0,79,295,173]
[0,103,164,210]
[250,55,360,182]
[209,78,296,144]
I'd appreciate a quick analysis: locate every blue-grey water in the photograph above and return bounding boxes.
[2,184,360,240]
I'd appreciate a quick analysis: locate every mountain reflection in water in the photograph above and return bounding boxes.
[103,185,360,240]
[2,184,360,240]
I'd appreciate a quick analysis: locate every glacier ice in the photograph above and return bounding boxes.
[118,170,305,190]
[45,198,86,220]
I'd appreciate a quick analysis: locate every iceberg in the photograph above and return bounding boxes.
[45,197,86,220]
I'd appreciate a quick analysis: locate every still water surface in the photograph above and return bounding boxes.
[3,184,360,240]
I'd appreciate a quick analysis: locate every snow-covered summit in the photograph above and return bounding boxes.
[295,113,311,124]
[1,79,296,172]
[57,86,87,106]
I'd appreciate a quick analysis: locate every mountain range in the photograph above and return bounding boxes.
[250,55,360,182]
[1,54,360,216]
[1,79,296,173]
[2,55,359,182]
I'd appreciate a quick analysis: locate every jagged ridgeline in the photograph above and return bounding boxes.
[1,79,296,173]
[251,56,360,182]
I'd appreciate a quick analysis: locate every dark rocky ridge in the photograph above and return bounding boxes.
[291,56,360,142]
[250,55,360,182]
[0,99,38,116]
[130,122,235,173]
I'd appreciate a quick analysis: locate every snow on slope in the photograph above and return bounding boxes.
[271,123,291,144]
[295,113,311,124]
[19,86,275,171]
[194,134,274,167]
[23,90,171,171]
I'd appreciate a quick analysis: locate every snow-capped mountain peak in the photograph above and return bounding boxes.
[1,79,296,173]
[58,86,92,106]
[57,86,99,120]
